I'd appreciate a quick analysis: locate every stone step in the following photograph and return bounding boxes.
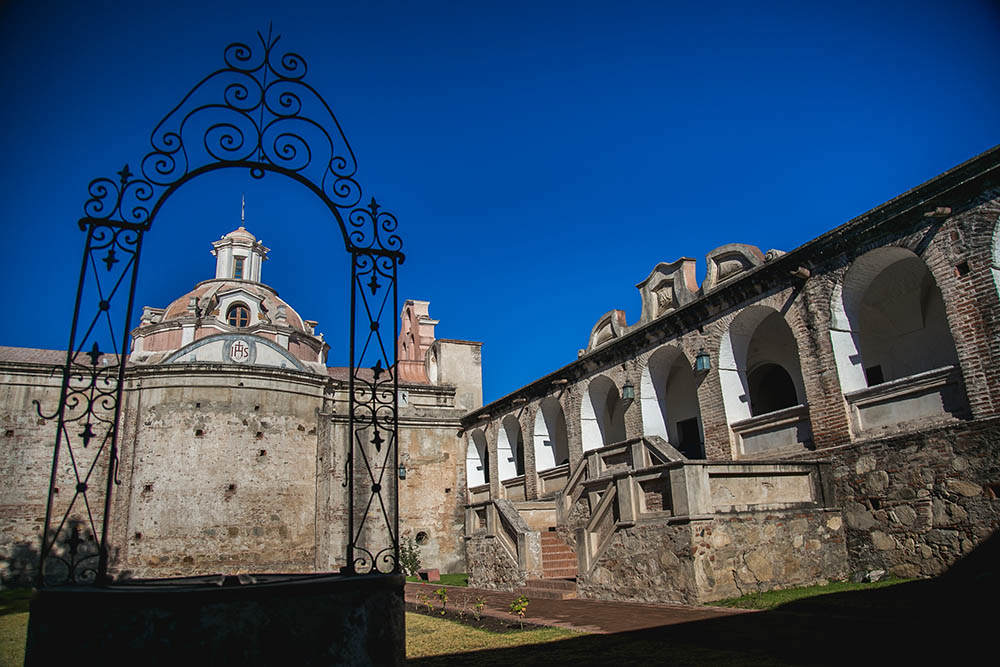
[523,587,576,600]
[525,578,577,591]
[542,558,575,568]
[522,586,577,600]
[541,546,575,557]
[543,566,579,578]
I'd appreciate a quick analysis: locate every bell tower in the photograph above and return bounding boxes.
[211,196,270,282]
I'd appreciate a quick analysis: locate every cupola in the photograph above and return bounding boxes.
[211,199,270,282]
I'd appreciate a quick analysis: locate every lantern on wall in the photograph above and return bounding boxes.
[695,349,711,373]
[621,379,635,401]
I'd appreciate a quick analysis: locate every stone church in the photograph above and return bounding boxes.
[0,223,482,583]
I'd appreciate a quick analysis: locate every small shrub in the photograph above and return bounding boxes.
[473,596,486,622]
[509,594,529,630]
[435,587,448,613]
[400,535,421,576]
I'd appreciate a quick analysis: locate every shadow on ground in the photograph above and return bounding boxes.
[410,534,998,666]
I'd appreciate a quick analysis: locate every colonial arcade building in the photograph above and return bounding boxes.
[462,147,1000,603]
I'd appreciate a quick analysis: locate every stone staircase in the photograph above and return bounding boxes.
[523,531,578,600]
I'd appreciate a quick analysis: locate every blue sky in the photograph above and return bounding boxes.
[1,1,997,403]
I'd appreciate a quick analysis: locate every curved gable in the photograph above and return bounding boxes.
[163,333,306,371]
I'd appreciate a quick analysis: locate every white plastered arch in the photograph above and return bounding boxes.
[640,345,700,446]
[580,375,626,450]
[497,415,523,480]
[719,305,805,424]
[830,247,958,393]
[466,429,489,488]
[533,397,569,471]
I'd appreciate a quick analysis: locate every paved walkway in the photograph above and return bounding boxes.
[404,581,752,634]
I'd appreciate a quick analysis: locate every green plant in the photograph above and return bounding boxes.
[509,594,529,630]
[416,592,434,614]
[400,535,422,577]
[435,586,448,614]
[473,596,486,622]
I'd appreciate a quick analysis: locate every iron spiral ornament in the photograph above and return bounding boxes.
[39,26,403,585]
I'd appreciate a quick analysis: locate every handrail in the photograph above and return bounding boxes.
[579,483,619,574]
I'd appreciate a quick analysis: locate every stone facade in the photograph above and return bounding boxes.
[578,509,847,605]
[0,228,481,587]
[462,146,1000,601]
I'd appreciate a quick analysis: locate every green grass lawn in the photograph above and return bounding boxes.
[406,572,469,586]
[709,577,912,610]
[0,589,32,667]
[406,612,577,658]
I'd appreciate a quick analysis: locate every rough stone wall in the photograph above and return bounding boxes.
[0,363,113,587]
[397,418,468,574]
[112,365,326,578]
[578,508,847,605]
[465,533,523,590]
[788,417,1000,578]
[2,359,471,586]
[0,366,63,586]
[577,521,697,604]
[699,510,847,601]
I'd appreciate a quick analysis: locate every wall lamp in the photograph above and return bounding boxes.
[398,464,407,480]
[621,380,635,401]
[694,349,711,373]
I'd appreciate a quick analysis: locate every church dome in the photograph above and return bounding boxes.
[130,224,327,371]
[160,280,308,333]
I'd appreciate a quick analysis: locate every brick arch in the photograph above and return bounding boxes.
[992,212,1000,296]
[830,246,959,394]
[497,414,525,480]
[718,304,806,425]
[639,344,702,454]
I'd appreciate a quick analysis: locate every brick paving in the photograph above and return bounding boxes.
[405,581,752,634]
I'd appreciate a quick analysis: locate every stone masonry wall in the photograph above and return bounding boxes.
[578,508,847,605]
[465,533,523,591]
[789,417,1000,578]
[112,366,326,578]
[0,366,63,587]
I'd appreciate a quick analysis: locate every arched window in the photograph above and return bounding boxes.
[719,306,811,455]
[580,375,626,451]
[466,430,489,488]
[719,306,806,424]
[533,397,569,471]
[831,248,960,392]
[747,363,797,416]
[640,346,703,457]
[497,415,525,480]
[227,303,251,328]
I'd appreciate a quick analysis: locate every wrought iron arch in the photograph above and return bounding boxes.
[36,26,403,585]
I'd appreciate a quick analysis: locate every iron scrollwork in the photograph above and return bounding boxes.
[39,26,403,585]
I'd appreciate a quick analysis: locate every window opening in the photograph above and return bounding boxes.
[675,417,702,458]
[227,304,250,328]
[233,256,245,279]
[864,365,885,386]
[747,363,798,416]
